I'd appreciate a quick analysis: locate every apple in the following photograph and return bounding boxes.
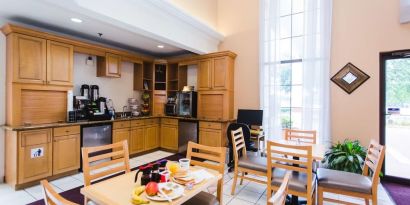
[145,182,158,196]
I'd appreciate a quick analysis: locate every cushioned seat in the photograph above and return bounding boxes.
[271,169,316,193]
[183,191,219,205]
[317,168,372,194]
[238,154,267,172]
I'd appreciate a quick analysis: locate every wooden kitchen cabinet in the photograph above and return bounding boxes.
[198,59,212,90]
[97,53,121,78]
[10,33,47,84]
[152,90,167,117]
[18,129,53,184]
[52,133,80,175]
[46,40,73,86]
[8,34,74,86]
[197,90,234,120]
[113,128,131,149]
[144,125,159,150]
[160,118,178,151]
[197,56,234,91]
[198,121,227,148]
[130,126,144,154]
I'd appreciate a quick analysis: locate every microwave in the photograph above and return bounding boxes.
[165,103,178,116]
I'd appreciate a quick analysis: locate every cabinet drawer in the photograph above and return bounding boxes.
[131,119,144,127]
[144,118,159,125]
[199,122,222,130]
[113,121,131,129]
[161,118,178,126]
[20,129,51,147]
[54,126,80,137]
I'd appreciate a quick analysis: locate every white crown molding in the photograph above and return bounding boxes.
[41,0,224,54]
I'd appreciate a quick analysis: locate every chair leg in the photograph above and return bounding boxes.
[372,193,378,205]
[312,189,316,205]
[267,187,272,203]
[84,197,88,205]
[365,199,370,205]
[317,186,323,205]
[231,169,239,195]
[239,172,245,185]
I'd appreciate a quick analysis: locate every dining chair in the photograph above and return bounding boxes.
[81,140,131,204]
[267,140,316,205]
[268,171,291,205]
[231,127,267,195]
[41,180,78,205]
[284,128,317,144]
[183,141,226,205]
[317,140,385,205]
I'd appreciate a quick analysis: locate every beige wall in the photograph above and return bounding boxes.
[217,0,261,115]
[331,0,410,144]
[169,0,218,29]
[169,0,261,115]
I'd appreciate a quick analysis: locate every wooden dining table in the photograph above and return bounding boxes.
[268,139,327,161]
[81,167,221,205]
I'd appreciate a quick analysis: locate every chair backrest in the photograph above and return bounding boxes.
[41,180,78,205]
[362,140,385,187]
[284,129,317,144]
[231,127,247,163]
[268,172,291,205]
[267,140,313,194]
[82,140,131,186]
[186,141,226,205]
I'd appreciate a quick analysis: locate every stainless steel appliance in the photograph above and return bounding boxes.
[90,85,99,101]
[81,84,90,99]
[165,96,178,116]
[178,120,198,153]
[177,91,197,117]
[81,122,112,168]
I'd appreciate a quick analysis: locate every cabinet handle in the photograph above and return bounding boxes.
[47,81,50,84]
[42,80,46,84]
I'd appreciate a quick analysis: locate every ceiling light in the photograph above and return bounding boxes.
[70,18,83,23]
[157,45,164,48]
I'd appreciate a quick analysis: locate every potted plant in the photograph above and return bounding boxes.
[321,139,367,174]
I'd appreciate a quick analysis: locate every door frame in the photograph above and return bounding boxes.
[380,49,410,185]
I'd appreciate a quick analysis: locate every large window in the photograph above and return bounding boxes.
[261,0,332,142]
[274,0,305,129]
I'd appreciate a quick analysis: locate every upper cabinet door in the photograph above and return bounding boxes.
[106,53,121,77]
[197,59,212,90]
[47,40,73,86]
[97,53,121,78]
[212,57,228,90]
[12,34,47,84]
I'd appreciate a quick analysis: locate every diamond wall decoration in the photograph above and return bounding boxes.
[331,62,370,94]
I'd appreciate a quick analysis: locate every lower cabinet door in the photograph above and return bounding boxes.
[18,129,53,183]
[113,128,131,158]
[53,134,80,174]
[130,127,144,154]
[199,129,222,147]
[144,125,159,150]
[160,125,178,150]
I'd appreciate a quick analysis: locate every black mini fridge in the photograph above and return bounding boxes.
[177,91,197,118]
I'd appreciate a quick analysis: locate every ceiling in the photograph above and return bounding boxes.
[0,0,214,57]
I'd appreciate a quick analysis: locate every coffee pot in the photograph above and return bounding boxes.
[135,165,152,185]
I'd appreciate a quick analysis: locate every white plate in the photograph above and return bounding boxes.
[145,182,184,201]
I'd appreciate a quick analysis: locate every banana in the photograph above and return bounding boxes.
[132,186,146,196]
[131,195,150,204]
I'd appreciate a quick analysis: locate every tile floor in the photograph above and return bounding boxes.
[0,150,395,205]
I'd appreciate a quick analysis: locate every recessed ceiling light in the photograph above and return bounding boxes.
[157,45,164,48]
[70,18,83,23]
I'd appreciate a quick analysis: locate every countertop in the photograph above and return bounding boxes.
[2,116,236,131]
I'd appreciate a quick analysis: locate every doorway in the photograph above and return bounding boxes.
[380,50,410,184]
